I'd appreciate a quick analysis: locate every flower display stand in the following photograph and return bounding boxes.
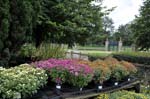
[29,78,140,99]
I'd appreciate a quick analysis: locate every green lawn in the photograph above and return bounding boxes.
[76,45,132,52]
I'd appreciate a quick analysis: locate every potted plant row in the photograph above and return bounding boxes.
[33,58,137,94]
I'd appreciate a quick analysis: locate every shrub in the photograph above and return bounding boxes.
[68,70,93,88]
[19,43,36,58]
[96,90,149,99]
[19,43,67,61]
[120,61,137,75]
[92,60,111,84]
[95,94,109,99]
[112,52,150,65]
[111,64,128,81]
[104,57,129,81]
[35,43,67,60]
[110,91,148,99]
[49,67,68,84]
[77,60,111,84]
[0,64,48,99]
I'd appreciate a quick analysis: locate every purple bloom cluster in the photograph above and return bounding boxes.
[33,59,93,76]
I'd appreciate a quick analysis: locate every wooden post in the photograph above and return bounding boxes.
[79,52,81,60]
[71,51,73,59]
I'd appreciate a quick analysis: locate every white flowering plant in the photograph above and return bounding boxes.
[0,64,48,99]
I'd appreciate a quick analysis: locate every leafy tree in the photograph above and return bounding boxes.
[0,0,42,66]
[102,16,114,35]
[0,0,10,66]
[35,0,104,47]
[113,24,134,46]
[131,0,150,50]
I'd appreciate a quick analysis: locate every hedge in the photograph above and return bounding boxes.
[112,52,150,65]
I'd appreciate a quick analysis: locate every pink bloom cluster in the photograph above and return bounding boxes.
[33,59,93,76]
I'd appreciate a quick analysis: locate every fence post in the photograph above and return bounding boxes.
[71,51,73,59]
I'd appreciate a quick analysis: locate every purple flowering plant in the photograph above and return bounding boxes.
[33,59,93,87]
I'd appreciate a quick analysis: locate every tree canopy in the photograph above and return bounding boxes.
[0,0,107,66]
[130,0,150,50]
[35,0,105,47]
[113,24,133,46]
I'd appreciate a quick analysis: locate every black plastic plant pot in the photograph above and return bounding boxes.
[56,84,61,95]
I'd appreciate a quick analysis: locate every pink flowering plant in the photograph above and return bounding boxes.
[33,59,93,87]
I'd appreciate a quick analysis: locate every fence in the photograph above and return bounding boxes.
[66,50,89,60]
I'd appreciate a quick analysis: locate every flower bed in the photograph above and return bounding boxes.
[0,64,48,99]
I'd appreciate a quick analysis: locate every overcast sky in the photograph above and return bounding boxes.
[102,0,143,29]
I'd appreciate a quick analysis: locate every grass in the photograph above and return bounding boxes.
[76,45,133,52]
[80,50,111,57]
[77,46,105,51]
[71,45,134,58]
[113,51,150,57]
[69,49,112,58]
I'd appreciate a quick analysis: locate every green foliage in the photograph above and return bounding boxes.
[49,67,68,84]
[0,0,10,52]
[113,24,134,46]
[0,64,48,99]
[112,52,150,65]
[130,0,150,50]
[95,94,109,99]
[0,0,109,66]
[19,43,36,58]
[68,73,93,88]
[96,91,149,99]
[0,0,10,67]
[113,51,150,58]
[35,43,67,60]
[0,0,42,67]
[36,0,104,47]
[109,91,148,99]
[111,64,128,81]
[93,69,111,84]
[19,43,67,60]
[141,85,150,94]
[104,57,130,81]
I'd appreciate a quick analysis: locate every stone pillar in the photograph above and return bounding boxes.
[105,38,109,51]
[118,37,123,52]
[131,44,136,51]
